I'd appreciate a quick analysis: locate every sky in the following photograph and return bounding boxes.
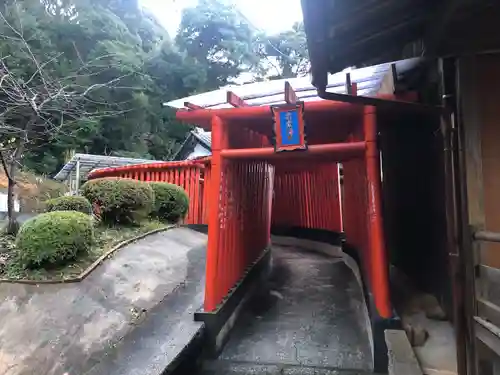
[140,0,304,37]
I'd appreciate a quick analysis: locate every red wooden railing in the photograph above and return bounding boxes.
[86,156,343,236]
[87,158,210,225]
[273,162,341,232]
[207,159,274,307]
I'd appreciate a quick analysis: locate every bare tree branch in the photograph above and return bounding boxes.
[0,6,139,233]
[0,151,14,183]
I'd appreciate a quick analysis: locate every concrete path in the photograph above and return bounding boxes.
[200,243,373,374]
[0,227,207,375]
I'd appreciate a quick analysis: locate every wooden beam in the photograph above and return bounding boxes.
[226,91,249,107]
[475,316,500,357]
[458,56,485,268]
[378,63,398,95]
[351,82,358,96]
[317,90,441,112]
[391,63,398,89]
[284,81,298,104]
[475,231,500,243]
[220,142,365,160]
[184,102,203,110]
[176,92,409,123]
[345,73,352,95]
[478,298,500,328]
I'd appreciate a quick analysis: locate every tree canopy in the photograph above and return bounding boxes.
[0,0,309,178]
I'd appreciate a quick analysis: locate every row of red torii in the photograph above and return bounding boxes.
[88,82,411,323]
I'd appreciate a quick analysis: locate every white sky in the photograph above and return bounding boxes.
[140,0,304,37]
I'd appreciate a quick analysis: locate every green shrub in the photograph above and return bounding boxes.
[149,182,189,223]
[81,178,155,224]
[45,195,92,214]
[15,211,93,268]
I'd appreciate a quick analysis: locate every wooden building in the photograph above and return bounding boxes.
[300,1,500,374]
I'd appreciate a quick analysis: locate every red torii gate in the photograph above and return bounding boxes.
[175,83,396,320]
[86,80,421,371]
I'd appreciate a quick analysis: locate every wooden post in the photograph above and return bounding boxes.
[184,102,203,110]
[345,73,352,94]
[205,115,223,311]
[364,105,391,318]
[284,81,298,104]
[227,91,249,107]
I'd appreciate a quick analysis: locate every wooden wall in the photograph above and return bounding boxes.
[461,53,500,268]
[478,55,500,267]
[378,107,451,314]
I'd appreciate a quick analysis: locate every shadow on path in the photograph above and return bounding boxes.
[199,244,374,374]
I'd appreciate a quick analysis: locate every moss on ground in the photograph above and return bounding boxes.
[0,220,167,281]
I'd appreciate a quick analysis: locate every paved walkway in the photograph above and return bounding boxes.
[0,227,207,375]
[200,243,373,374]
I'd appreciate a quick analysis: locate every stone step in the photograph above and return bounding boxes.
[198,360,377,375]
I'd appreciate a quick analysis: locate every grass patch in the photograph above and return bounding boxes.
[0,220,168,281]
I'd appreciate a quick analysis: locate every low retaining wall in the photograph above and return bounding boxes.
[194,247,272,357]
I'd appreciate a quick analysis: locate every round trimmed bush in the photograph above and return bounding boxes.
[45,195,92,214]
[81,177,155,224]
[15,211,93,268]
[149,182,189,223]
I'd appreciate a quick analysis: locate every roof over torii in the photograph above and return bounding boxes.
[164,58,422,111]
[165,57,434,134]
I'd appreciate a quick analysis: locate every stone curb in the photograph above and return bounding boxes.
[0,224,176,285]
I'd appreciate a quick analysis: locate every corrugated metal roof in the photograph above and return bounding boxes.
[54,153,160,182]
[164,58,422,110]
[192,130,211,149]
[172,130,212,161]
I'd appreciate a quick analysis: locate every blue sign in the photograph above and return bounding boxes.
[278,109,300,146]
[271,102,307,152]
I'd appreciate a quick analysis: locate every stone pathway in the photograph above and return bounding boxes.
[200,243,373,374]
[0,227,207,375]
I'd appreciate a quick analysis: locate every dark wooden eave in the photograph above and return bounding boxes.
[301,0,500,91]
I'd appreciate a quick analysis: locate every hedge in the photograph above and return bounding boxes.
[15,211,93,268]
[81,178,155,224]
[45,195,92,214]
[149,182,189,223]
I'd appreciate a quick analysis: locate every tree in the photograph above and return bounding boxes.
[0,0,129,233]
[0,0,313,226]
[254,22,310,80]
[176,0,257,90]
[16,0,195,169]
[64,0,195,162]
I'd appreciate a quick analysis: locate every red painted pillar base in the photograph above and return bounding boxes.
[204,116,223,311]
[364,106,391,319]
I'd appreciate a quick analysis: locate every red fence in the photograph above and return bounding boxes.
[272,163,341,232]
[206,159,273,308]
[86,157,342,236]
[87,159,210,225]
[342,159,370,274]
